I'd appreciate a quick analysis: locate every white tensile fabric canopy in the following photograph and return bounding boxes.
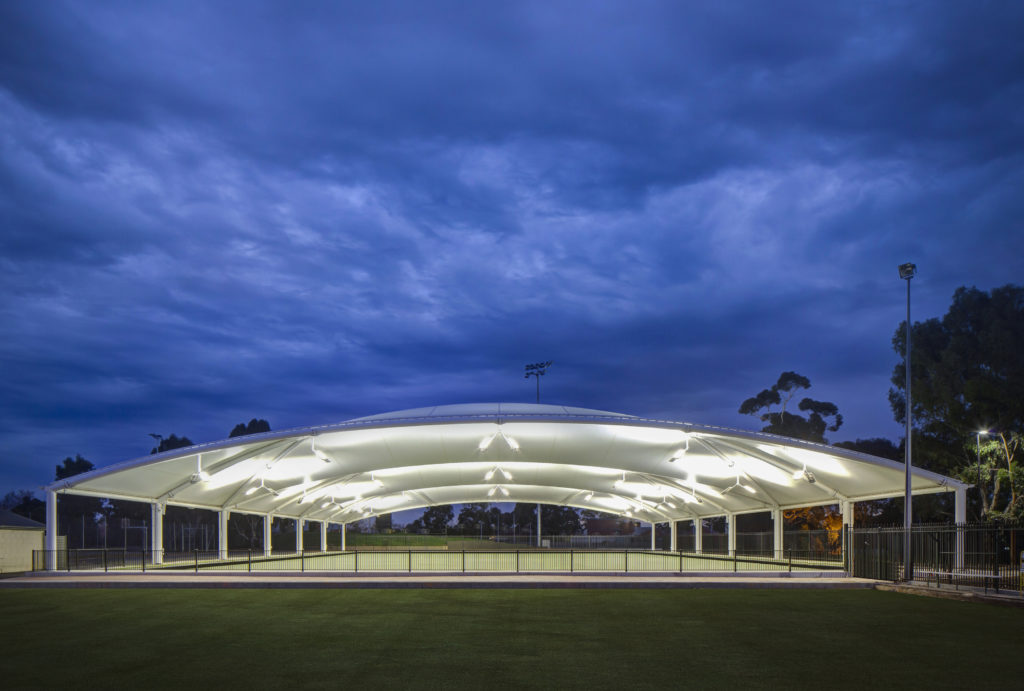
[46,403,967,524]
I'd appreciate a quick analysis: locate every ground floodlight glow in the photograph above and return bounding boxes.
[487,486,497,497]
[245,486,259,496]
[499,486,509,497]
[479,433,497,451]
[792,468,804,480]
[485,468,495,480]
[584,492,593,501]
[503,434,520,451]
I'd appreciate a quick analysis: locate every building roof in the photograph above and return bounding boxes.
[47,403,968,522]
[0,508,45,529]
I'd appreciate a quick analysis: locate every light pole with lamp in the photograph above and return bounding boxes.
[977,429,989,515]
[899,262,916,581]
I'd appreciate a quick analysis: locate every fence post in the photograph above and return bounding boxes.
[516,550,520,573]
[67,549,72,573]
[194,549,198,573]
[462,550,466,573]
[301,549,305,573]
[788,550,792,573]
[103,549,108,573]
[409,549,412,573]
[679,551,683,573]
[354,550,358,573]
[248,549,252,573]
[625,551,629,573]
[142,551,146,573]
[733,550,737,573]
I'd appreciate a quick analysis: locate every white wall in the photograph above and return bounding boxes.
[0,528,45,573]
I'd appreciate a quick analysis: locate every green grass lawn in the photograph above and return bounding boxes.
[0,588,1016,690]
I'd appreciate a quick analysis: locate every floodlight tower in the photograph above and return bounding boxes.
[899,262,916,581]
[524,361,553,404]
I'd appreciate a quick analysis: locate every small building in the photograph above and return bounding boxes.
[0,509,45,573]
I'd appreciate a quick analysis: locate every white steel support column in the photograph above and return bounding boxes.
[772,508,784,559]
[151,503,164,564]
[320,521,327,552]
[263,515,273,557]
[954,487,966,569]
[218,510,229,560]
[650,522,657,551]
[46,490,58,570]
[296,518,304,553]
[727,514,736,554]
[341,522,346,551]
[694,519,703,554]
[670,520,677,552]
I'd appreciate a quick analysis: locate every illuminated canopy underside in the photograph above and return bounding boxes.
[48,403,967,523]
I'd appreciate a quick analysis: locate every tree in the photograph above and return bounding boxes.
[540,505,584,534]
[457,503,492,534]
[890,284,1024,520]
[1,490,45,523]
[150,434,194,455]
[739,372,843,443]
[421,505,454,533]
[56,454,94,480]
[229,419,271,438]
[374,513,393,533]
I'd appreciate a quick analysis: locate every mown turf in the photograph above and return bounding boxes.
[0,588,1016,690]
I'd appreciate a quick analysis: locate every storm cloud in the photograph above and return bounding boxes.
[2,1,1022,494]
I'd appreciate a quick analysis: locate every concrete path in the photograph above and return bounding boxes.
[0,571,873,590]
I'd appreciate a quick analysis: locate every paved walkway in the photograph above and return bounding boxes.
[0,571,872,590]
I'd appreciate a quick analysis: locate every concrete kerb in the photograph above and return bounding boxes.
[0,570,871,590]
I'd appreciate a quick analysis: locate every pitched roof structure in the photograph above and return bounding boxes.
[0,508,45,529]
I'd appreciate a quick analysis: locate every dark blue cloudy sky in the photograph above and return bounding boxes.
[2,1,1023,497]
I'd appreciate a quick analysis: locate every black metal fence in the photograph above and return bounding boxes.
[846,522,1024,591]
[32,547,844,574]
[34,522,1020,586]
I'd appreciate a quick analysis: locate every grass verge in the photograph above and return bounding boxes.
[0,588,1015,690]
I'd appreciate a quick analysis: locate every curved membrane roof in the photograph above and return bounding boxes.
[48,403,967,523]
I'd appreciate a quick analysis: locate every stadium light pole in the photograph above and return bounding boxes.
[524,361,553,403]
[899,262,916,581]
[976,429,990,511]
